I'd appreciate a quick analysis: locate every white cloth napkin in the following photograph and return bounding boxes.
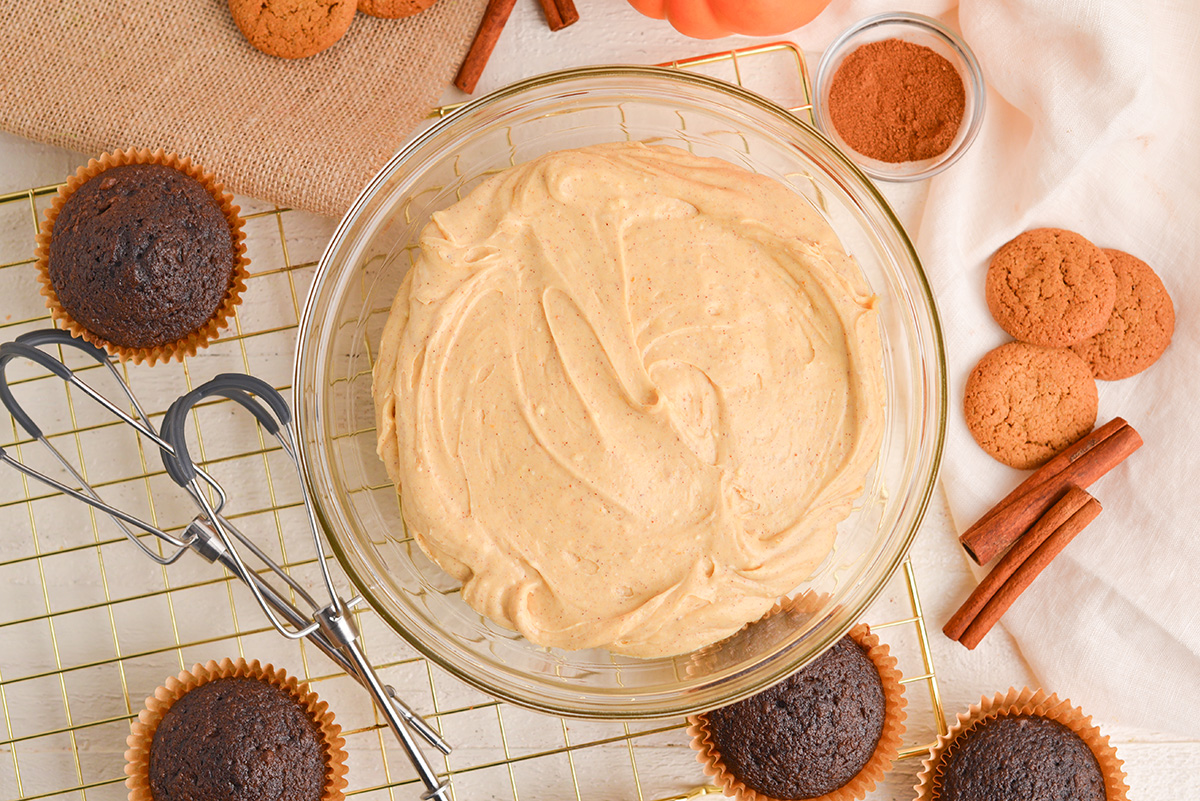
[798,0,1200,736]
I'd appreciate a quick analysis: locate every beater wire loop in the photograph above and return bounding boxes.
[0,328,452,800]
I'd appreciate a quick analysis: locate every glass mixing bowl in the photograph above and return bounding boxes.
[294,66,945,718]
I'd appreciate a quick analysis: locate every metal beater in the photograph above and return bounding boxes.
[0,329,453,801]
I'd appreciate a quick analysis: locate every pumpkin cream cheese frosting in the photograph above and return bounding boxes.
[373,142,885,657]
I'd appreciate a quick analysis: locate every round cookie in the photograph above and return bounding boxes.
[1070,249,1174,380]
[964,342,1098,470]
[986,228,1116,347]
[228,0,356,59]
[358,0,438,17]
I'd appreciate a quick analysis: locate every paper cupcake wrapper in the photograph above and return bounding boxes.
[34,148,249,366]
[767,590,835,622]
[125,657,348,801]
[914,686,1129,801]
[687,591,841,678]
[688,619,908,801]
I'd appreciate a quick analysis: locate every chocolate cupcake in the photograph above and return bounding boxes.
[689,622,906,801]
[916,688,1128,801]
[126,658,347,801]
[35,149,248,365]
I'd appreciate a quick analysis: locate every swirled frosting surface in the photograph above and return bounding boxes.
[373,143,884,657]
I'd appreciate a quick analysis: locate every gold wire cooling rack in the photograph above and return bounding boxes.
[0,42,946,801]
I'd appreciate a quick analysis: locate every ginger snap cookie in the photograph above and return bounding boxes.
[986,228,1116,348]
[358,0,438,17]
[964,342,1098,470]
[229,0,356,59]
[1070,249,1175,380]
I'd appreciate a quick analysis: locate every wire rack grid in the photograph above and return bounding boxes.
[0,43,945,801]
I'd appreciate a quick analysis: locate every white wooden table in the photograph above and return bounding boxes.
[0,2,1195,799]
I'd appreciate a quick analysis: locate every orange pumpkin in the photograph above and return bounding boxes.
[626,0,833,39]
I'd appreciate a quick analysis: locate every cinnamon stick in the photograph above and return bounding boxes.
[963,418,1125,540]
[958,496,1102,649]
[944,486,1093,642]
[537,0,579,31]
[454,0,519,94]
[960,418,1140,564]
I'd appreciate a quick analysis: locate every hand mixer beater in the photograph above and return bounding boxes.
[0,329,453,801]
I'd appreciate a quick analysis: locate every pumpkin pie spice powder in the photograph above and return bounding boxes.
[828,38,966,164]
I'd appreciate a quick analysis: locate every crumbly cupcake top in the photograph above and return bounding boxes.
[938,714,1105,801]
[148,676,326,801]
[47,163,236,350]
[704,635,886,799]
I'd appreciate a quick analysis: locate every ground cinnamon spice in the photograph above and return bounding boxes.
[828,38,966,164]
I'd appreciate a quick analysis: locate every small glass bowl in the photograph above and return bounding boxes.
[814,12,986,182]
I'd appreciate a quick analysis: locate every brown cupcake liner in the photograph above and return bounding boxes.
[914,686,1129,801]
[688,618,908,801]
[687,591,840,678]
[125,657,348,801]
[769,589,833,620]
[34,148,249,366]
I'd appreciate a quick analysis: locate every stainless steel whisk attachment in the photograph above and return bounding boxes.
[0,330,453,801]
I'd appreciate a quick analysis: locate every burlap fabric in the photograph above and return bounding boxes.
[0,0,490,217]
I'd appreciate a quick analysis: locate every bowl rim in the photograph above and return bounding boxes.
[295,63,947,718]
[812,11,987,182]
